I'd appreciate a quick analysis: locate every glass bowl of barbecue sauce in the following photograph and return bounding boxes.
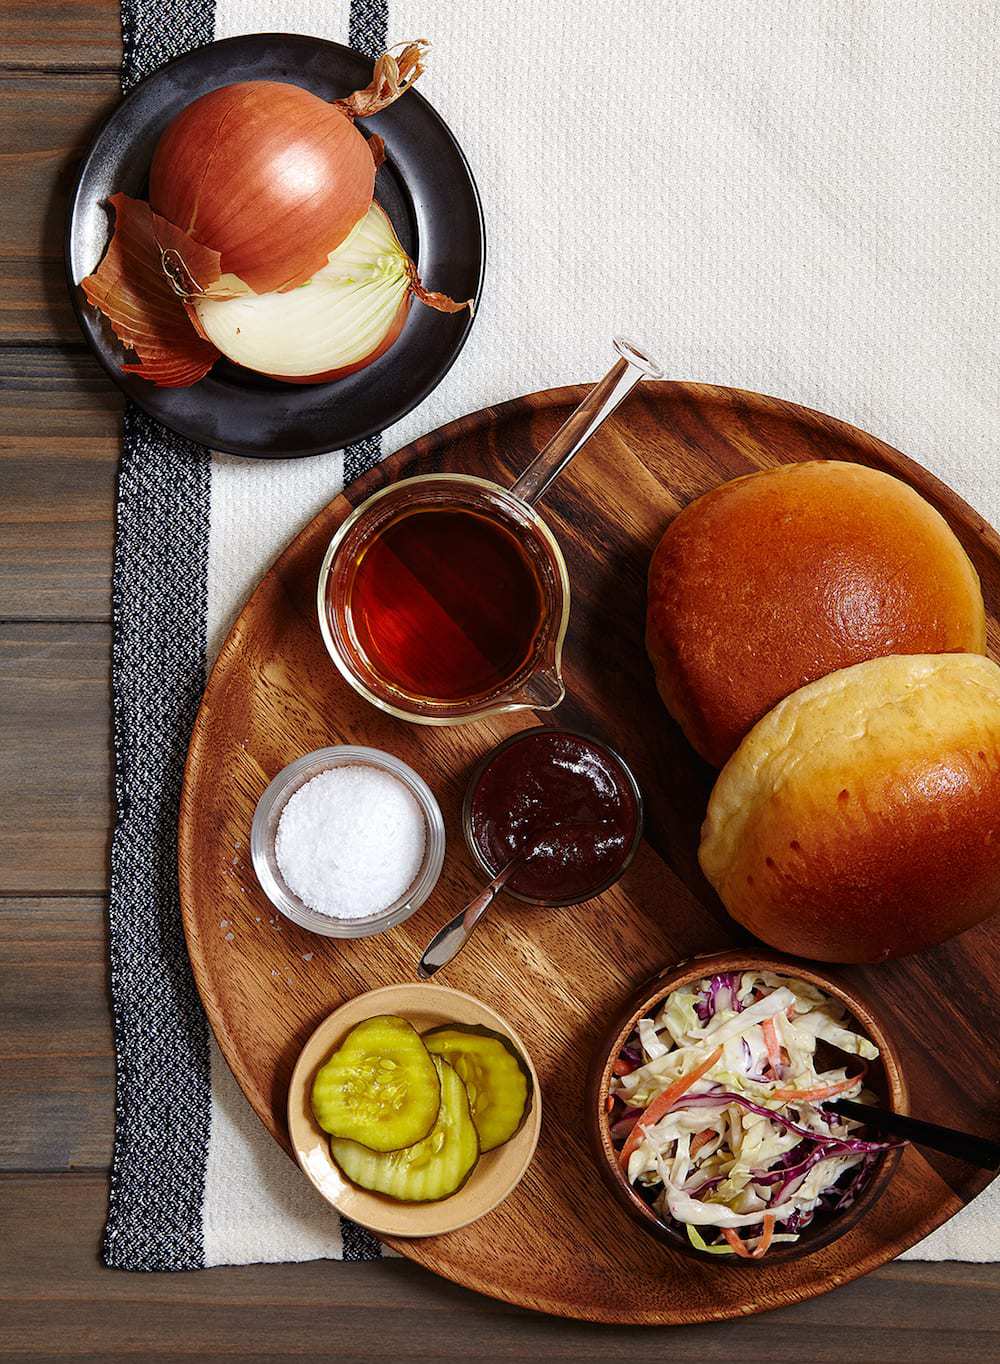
[463,729,643,907]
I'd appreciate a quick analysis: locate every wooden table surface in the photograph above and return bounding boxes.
[0,8,997,1361]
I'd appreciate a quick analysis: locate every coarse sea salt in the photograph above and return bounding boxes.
[275,764,425,920]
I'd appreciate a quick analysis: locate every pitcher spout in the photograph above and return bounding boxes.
[516,665,565,713]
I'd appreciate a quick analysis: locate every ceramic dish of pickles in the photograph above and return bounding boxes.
[287,983,541,1236]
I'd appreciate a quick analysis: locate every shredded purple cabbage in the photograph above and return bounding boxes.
[610,1115,639,1142]
[687,1173,724,1199]
[823,1152,881,1212]
[782,1208,812,1234]
[774,1138,814,1169]
[753,1145,834,1186]
[760,1145,846,1203]
[673,1091,900,1156]
[741,1036,770,1082]
[694,972,744,1023]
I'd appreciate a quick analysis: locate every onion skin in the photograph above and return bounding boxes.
[81,192,221,387]
[149,83,374,295]
[261,295,411,384]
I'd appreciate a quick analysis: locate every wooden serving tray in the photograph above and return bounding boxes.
[179,382,1000,1324]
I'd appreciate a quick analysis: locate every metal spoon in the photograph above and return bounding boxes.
[417,857,525,980]
[416,819,611,979]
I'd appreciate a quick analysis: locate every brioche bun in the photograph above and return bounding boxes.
[646,461,986,766]
[699,653,1000,963]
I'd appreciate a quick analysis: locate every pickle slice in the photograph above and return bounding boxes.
[330,1056,479,1202]
[311,1015,440,1152]
[423,1025,530,1152]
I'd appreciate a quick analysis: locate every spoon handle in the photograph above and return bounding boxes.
[417,867,515,979]
[832,1098,1000,1170]
[508,337,663,507]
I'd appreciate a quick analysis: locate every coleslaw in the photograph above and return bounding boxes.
[608,970,902,1258]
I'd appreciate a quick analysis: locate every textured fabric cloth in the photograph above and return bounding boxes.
[105,0,384,1271]
[104,0,998,1270]
[104,410,212,1271]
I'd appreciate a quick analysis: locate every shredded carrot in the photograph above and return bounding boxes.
[690,1128,715,1157]
[722,1214,777,1259]
[762,1017,782,1075]
[618,1045,724,1170]
[605,1095,615,1113]
[612,1056,637,1077]
[771,1069,865,1103]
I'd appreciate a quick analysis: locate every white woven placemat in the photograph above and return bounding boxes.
[104,0,998,1270]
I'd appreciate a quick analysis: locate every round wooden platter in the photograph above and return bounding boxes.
[179,381,1000,1324]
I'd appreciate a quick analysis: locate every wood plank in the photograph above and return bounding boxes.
[0,2,120,73]
[0,624,111,895]
[0,348,120,621]
[0,899,112,1171]
[0,74,120,344]
[0,346,121,438]
[0,1174,997,1363]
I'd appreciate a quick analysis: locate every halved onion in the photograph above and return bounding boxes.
[192,203,470,383]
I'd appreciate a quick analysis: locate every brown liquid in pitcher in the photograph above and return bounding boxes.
[347,506,546,702]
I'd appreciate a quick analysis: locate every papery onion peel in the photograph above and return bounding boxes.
[192,201,472,384]
[148,40,429,294]
[80,192,222,387]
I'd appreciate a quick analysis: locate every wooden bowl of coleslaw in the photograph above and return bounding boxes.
[586,949,907,1264]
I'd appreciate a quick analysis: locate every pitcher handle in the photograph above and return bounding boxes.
[508,337,664,507]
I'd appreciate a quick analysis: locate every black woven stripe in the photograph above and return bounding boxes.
[343,433,383,486]
[349,0,390,61]
[104,408,214,1270]
[121,0,214,90]
[108,0,216,1282]
[106,0,216,1274]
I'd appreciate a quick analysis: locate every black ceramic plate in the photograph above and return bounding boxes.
[65,34,485,459]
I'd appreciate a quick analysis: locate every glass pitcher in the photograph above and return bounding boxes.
[316,337,663,725]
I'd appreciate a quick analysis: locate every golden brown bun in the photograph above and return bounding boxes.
[646,461,986,766]
[699,653,1000,963]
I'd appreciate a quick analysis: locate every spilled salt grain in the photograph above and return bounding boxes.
[275,764,425,920]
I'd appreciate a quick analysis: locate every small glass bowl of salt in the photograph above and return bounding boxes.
[250,746,445,938]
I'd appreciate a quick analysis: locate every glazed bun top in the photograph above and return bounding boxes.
[646,461,986,767]
[698,652,1000,963]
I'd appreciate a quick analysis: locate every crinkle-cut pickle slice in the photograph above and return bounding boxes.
[423,1025,530,1152]
[311,1014,440,1152]
[330,1056,480,1202]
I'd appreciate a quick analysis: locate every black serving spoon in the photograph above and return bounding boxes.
[833,1098,1000,1170]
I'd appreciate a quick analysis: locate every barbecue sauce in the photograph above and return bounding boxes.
[467,730,641,903]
